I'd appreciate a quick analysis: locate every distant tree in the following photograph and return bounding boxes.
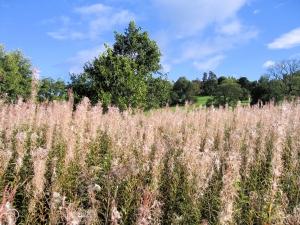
[171,77,197,105]
[236,77,252,101]
[0,45,32,102]
[211,79,243,107]
[238,77,252,91]
[190,79,201,96]
[290,73,300,96]
[251,76,271,105]
[217,76,227,85]
[249,60,300,105]
[202,71,218,96]
[202,72,208,83]
[268,59,300,95]
[268,79,286,102]
[37,78,67,102]
[250,76,286,104]
[70,72,98,105]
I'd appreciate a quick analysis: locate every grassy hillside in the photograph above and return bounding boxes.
[0,99,299,224]
[194,96,213,106]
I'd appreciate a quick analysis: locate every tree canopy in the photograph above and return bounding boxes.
[0,45,32,102]
[71,21,169,111]
[113,21,161,76]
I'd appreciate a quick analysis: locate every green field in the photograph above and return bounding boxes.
[194,96,213,106]
[194,96,250,107]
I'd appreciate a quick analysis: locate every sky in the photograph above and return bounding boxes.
[0,0,300,81]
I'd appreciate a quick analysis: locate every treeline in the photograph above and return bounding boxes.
[1,22,300,110]
[172,62,300,107]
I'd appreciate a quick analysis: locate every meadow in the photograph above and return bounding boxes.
[0,98,300,225]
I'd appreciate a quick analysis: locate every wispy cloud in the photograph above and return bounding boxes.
[151,0,256,71]
[263,60,275,68]
[253,9,260,14]
[47,0,256,73]
[47,3,135,41]
[171,27,257,69]
[268,27,300,49]
[193,55,225,71]
[67,46,105,73]
[74,3,111,15]
[152,0,248,36]
[217,20,242,36]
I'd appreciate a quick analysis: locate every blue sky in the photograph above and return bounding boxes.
[1,0,300,81]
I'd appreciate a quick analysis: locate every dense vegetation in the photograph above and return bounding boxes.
[1,22,300,110]
[1,20,300,225]
[1,99,300,224]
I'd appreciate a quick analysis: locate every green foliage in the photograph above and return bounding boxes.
[0,45,32,102]
[160,149,201,224]
[0,129,19,189]
[199,167,223,225]
[113,21,161,76]
[202,71,218,96]
[281,134,300,213]
[171,77,199,105]
[36,130,67,224]
[86,132,114,223]
[251,76,287,104]
[268,59,300,95]
[83,47,148,110]
[290,73,300,96]
[249,60,300,105]
[70,72,100,106]
[14,131,35,224]
[71,21,164,111]
[146,75,172,109]
[234,134,274,224]
[37,78,67,102]
[210,79,243,107]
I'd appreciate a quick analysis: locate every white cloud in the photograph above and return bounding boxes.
[263,60,275,68]
[47,4,135,40]
[150,0,256,71]
[88,10,134,39]
[47,0,256,73]
[193,55,225,71]
[162,62,171,73]
[175,28,257,64]
[47,31,85,40]
[268,28,300,49]
[253,9,260,14]
[217,20,242,36]
[67,46,105,73]
[74,3,111,15]
[153,0,248,36]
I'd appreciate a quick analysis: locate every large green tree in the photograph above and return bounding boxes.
[71,21,167,111]
[0,45,32,102]
[113,21,161,76]
[83,47,148,110]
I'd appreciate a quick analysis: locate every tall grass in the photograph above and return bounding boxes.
[0,98,299,224]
